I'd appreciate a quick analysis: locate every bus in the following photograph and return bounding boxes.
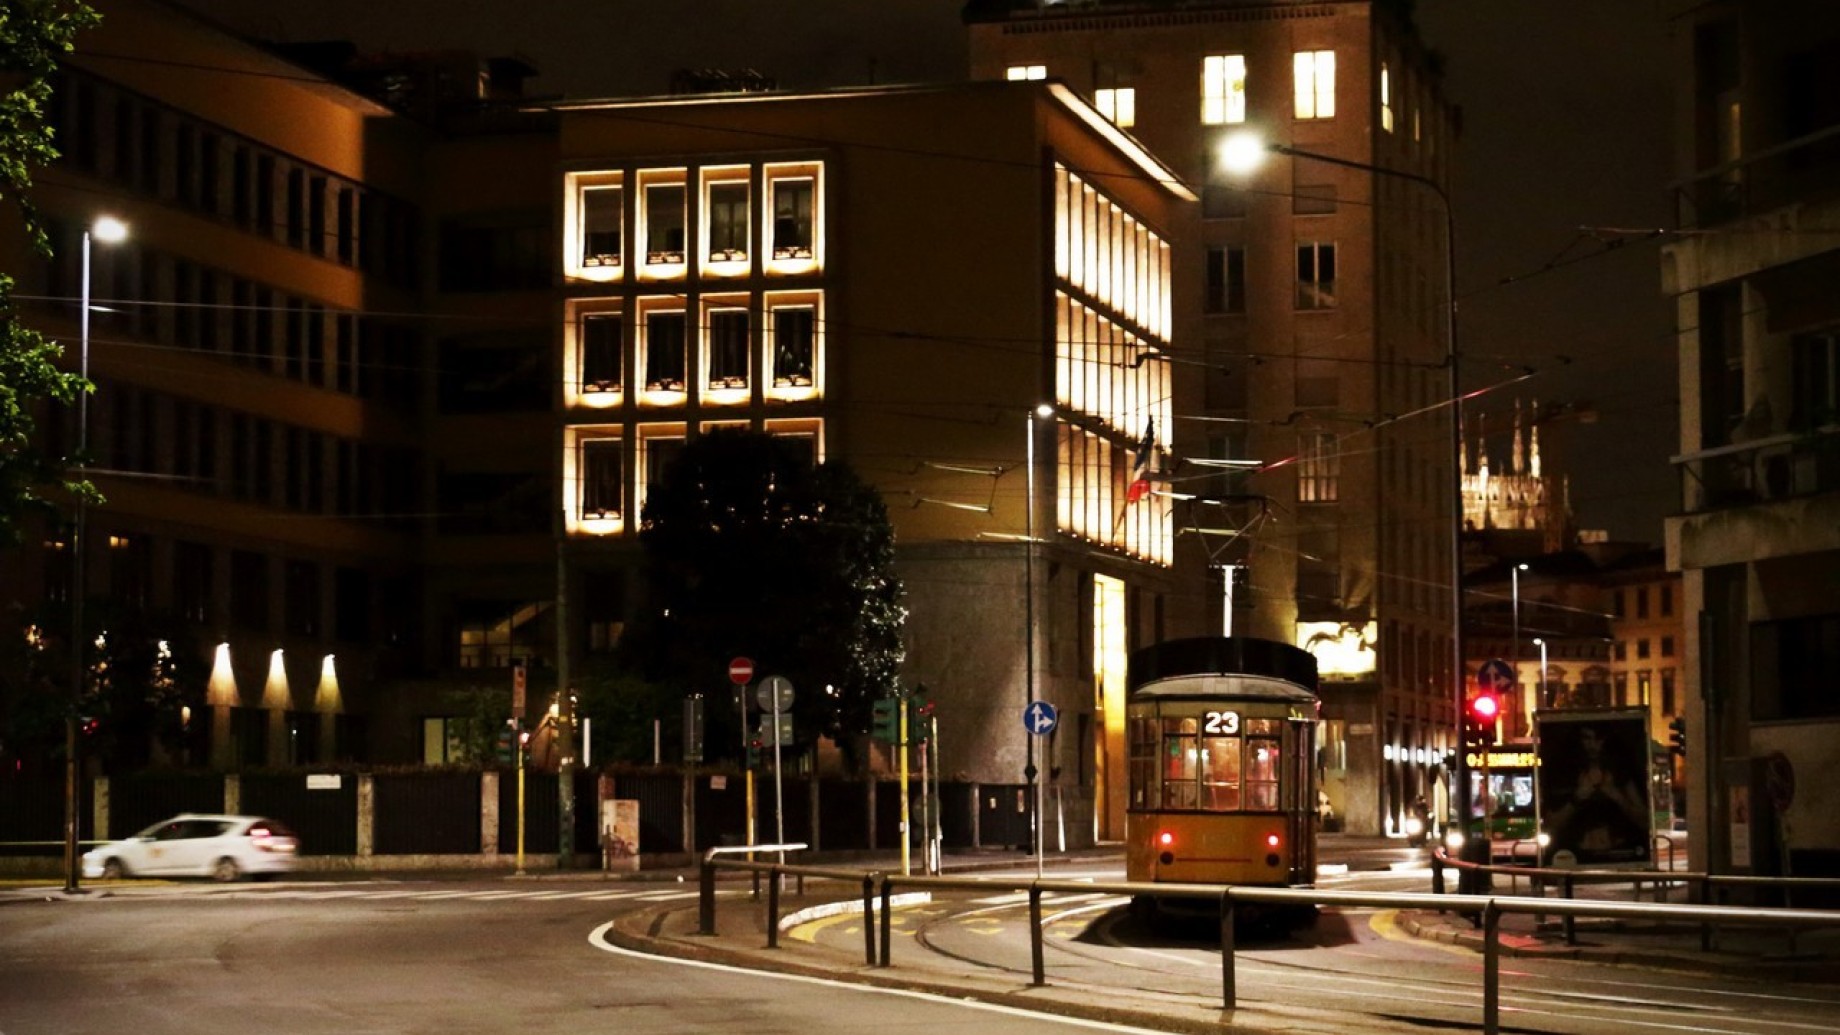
[1447,743,1539,861]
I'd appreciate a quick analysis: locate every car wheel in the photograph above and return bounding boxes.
[212,857,241,882]
[101,858,127,880]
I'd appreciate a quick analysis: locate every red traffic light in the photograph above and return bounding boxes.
[1469,692,1500,721]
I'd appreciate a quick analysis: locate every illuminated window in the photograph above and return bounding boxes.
[1095,87,1136,128]
[582,186,622,267]
[1201,55,1247,125]
[580,438,622,519]
[1380,63,1393,133]
[1293,50,1335,119]
[1296,241,1337,310]
[644,310,686,392]
[771,306,814,387]
[707,308,750,390]
[771,179,814,260]
[581,312,622,392]
[1298,432,1339,502]
[646,184,685,264]
[706,180,749,264]
[1006,65,1046,81]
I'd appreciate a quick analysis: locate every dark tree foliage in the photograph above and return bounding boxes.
[624,430,906,768]
[0,0,100,546]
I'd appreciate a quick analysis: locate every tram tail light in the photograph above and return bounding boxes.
[1157,830,1175,848]
[1265,833,1281,849]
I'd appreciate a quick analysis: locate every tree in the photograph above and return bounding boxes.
[630,430,906,768]
[0,0,101,546]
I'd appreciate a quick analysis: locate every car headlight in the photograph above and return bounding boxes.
[1444,829,1466,850]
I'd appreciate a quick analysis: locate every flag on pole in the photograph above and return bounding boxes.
[1125,419,1156,504]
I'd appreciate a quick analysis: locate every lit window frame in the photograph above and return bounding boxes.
[764,161,822,275]
[1293,50,1336,120]
[637,298,688,403]
[637,422,688,517]
[564,298,624,409]
[1095,87,1136,129]
[701,165,751,277]
[564,426,625,536]
[1201,54,1247,126]
[1296,240,1338,310]
[764,289,822,402]
[563,170,625,283]
[1006,65,1047,81]
[1380,63,1393,133]
[636,168,688,281]
[764,416,824,466]
[701,294,752,404]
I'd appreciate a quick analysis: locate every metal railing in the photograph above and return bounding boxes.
[695,855,1840,1035]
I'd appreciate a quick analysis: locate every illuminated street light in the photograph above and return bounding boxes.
[1532,637,1549,711]
[67,215,128,893]
[1217,130,1266,175]
[1024,401,1053,877]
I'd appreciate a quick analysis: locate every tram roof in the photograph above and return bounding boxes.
[1127,637,1319,695]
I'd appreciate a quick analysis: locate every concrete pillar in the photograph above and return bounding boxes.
[357,774,374,857]
[481,771,499,855]
[92,776,109,840]
[267,708,287,767]
[809,773,821,851]
[320,711,337,764]
[224,773,240,815]
[211,704,233,769]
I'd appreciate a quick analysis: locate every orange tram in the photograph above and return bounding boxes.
[1124,637,1320,922]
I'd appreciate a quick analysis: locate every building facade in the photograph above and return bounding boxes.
[1662,0,1840,876]
[966,0,1458,834]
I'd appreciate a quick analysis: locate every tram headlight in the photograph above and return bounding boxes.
[1536,832,1551,848]
[1404,815,1426,837]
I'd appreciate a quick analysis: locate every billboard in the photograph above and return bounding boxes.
[1536,709,1654,867]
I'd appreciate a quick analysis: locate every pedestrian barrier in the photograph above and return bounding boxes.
[696,855,1840,1035]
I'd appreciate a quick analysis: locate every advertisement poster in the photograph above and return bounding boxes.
[1536,710,1654,867]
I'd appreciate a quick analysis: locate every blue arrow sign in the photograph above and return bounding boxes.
[1023,700,1058,736]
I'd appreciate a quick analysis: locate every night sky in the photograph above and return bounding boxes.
[171,0,1680,544]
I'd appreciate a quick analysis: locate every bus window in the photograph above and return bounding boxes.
[1200,734,1241,809]
[1162,716,1198,808]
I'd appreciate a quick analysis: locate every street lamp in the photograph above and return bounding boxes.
[1217,132,1465,823]
[1532,637,1549,711]
[1024,401,1052,877]
[1511,562,1529,716]
[66,214,128,892]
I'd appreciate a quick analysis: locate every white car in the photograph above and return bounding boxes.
[82,813,299,882]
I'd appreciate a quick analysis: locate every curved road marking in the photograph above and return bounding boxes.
[588,921,1185,1034]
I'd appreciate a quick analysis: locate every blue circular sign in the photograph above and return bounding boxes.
[1022,700,1058,735]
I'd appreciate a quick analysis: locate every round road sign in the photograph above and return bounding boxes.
[757,675,794,714]
[728,657,755,685]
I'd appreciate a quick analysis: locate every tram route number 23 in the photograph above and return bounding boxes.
[1203,710,1242,735]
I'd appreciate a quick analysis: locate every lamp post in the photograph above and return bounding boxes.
[1024,402,1051,876]
[1220,132,1465,827]
[1532,637,1549,711]
[66,215,128,893]
[1511,562,1528,725]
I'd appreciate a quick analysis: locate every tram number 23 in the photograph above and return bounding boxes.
[1203,710,1242,735]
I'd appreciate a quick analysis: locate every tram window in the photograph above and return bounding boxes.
[1162,717,1198,808]
[1128,716,1157,808]
[1246,736,1281,811]
[1200,735,1242,809]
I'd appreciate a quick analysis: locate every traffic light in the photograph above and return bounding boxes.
[909,688,934,743]
[1463,691,1500,752]
[1668,716,1687,756]
[746,738,763,767]
[872,697,899,744]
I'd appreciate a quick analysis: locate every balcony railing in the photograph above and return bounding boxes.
[1674,425,1840,515]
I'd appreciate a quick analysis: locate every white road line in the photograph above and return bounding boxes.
[633,890,700,901]
[588,922,1189,1034]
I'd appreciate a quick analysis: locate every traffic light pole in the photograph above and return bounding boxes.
[898,693,911,877]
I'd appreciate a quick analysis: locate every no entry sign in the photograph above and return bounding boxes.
[728,657,755,685]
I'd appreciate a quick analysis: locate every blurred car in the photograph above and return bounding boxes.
[82,813,299,881]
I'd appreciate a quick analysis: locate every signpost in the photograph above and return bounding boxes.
[511,664,528,876]
[758,675,794,857]
[728,657,755,851]
[1023,701,1058,876]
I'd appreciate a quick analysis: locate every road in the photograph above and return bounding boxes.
[0,879,1169,1035]
[2,864,1834,1035]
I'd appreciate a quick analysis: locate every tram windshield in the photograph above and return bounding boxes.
[1132,714,1286,812]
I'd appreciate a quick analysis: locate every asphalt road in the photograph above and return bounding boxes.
[0,880,1172,1035]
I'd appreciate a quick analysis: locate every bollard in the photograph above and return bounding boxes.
[1482,901,1502,1035]
[698,858,717,936]
[1028,884,1046,986]
[861,875,877,966]
[766,865,781,949]
[1562,874,1576,945]
[1431,850,1446,899]
[1219,890,1236,1010]
[879,876,893,968]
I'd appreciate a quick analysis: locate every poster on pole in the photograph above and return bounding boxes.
[1536,709,1654,867]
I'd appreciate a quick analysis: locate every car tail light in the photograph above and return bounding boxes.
[249,826,297,853]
